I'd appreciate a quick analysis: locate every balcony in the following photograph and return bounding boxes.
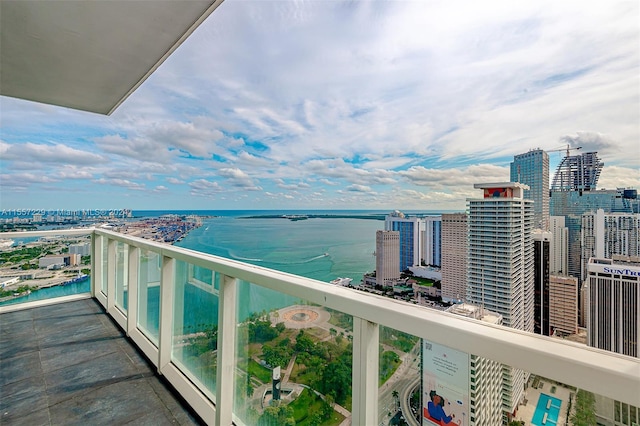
[1,228,638,425]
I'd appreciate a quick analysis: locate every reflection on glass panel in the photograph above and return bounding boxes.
[114,242,128,312]
[375,324,606,426]
[0,234,92,307]
[101,237,108,294]
[137,249,161,344]
[171,260,219,397]
[234,280,351,425]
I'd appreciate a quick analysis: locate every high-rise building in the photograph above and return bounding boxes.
[423,216,442,267]
[69,242,91,256]
[466,182,534,416]
[549,274,578,336]
[585,253,640,426]
[446,304,503,426]
[441,213,468,304]
[549,216,569,275]
[551,151,604,192]
[384,211,425,272]
[510,149,549,230]
[375,230,400,287]
[550,188,638,281]
[533,230,551,336]
[581,209,640,280]
[585,257,639,358]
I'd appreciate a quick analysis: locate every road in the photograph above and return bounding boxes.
[378,342,421,426]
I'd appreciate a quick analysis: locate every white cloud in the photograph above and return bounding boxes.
[1,142,105,165]
[0,0,637,209]
[189,179,223,197]
[218,167,262,190]
[93,178,146,191]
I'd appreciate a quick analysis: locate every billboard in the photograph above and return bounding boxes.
[483,187,513,198]
[422,340,468,426]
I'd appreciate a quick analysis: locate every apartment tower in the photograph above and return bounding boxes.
[533,230,551,336]
[441,213,468,303]
[585,257,640,357]
[467,182,534,417]
[423,216,442,267]
[581,209,640,280]
[549,275,578,335]
[510,148,549,230]
[375,230,400,287]
[447,304,504,426]
[549,216,569,275]
[384,211,425,272]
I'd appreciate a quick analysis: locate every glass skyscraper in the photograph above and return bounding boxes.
[384,211,425,272]
[510,148,549,230]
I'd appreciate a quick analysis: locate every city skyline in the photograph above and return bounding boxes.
[1,1,638,210]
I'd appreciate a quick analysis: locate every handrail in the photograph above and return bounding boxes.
[3,228,639,411]
[95,228,640,407]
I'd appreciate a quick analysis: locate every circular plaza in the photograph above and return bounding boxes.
[275,305,330,329]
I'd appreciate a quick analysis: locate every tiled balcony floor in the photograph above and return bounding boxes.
[0,298,203,426]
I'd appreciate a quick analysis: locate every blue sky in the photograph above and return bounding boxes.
[1,0,639,211]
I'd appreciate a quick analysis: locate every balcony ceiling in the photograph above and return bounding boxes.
[0,0,223,115]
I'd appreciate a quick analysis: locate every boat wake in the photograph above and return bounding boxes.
[229,252,263,262]
[229,252,328,265]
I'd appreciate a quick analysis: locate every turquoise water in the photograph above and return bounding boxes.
[531,393,562,426]
[0,279,91,306]
[176,216,382,282]
[1,214,383,315]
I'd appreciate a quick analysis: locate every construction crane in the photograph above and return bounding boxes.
[547,143,582,158]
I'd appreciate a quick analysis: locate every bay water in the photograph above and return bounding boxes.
[2,213,385,316]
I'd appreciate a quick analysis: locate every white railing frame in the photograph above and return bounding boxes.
[1,228,639,425]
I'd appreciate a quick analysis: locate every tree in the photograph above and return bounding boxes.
[259,403,295,426]
[571,390,597,426]
[392,389,399,411]
[295,330,315,353]
[322,394,335,420]
[319,360,351,404]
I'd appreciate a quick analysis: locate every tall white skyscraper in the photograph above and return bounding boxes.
[375,230,400,287]
[441,213,467,303]
[510,149,549,230]
[446,304,504,426]
[466,182,534,416]
[422,216,442,267]
[581,209,640,280]
[384,211,426,271]
[549,216,569,275]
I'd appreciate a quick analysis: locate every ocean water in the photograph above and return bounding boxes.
[175,215,383,282]
[1,213,386,314]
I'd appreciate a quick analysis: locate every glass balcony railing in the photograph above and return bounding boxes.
[0,228,638,426]
[0,229,93,309]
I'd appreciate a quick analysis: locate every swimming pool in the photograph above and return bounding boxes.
[531,393,562,426]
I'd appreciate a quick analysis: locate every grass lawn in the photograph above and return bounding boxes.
[291,364,321,387]
[288,389,345,426]
[247,358,272,384]
[379,351,401,386]
[412,277,435,286]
